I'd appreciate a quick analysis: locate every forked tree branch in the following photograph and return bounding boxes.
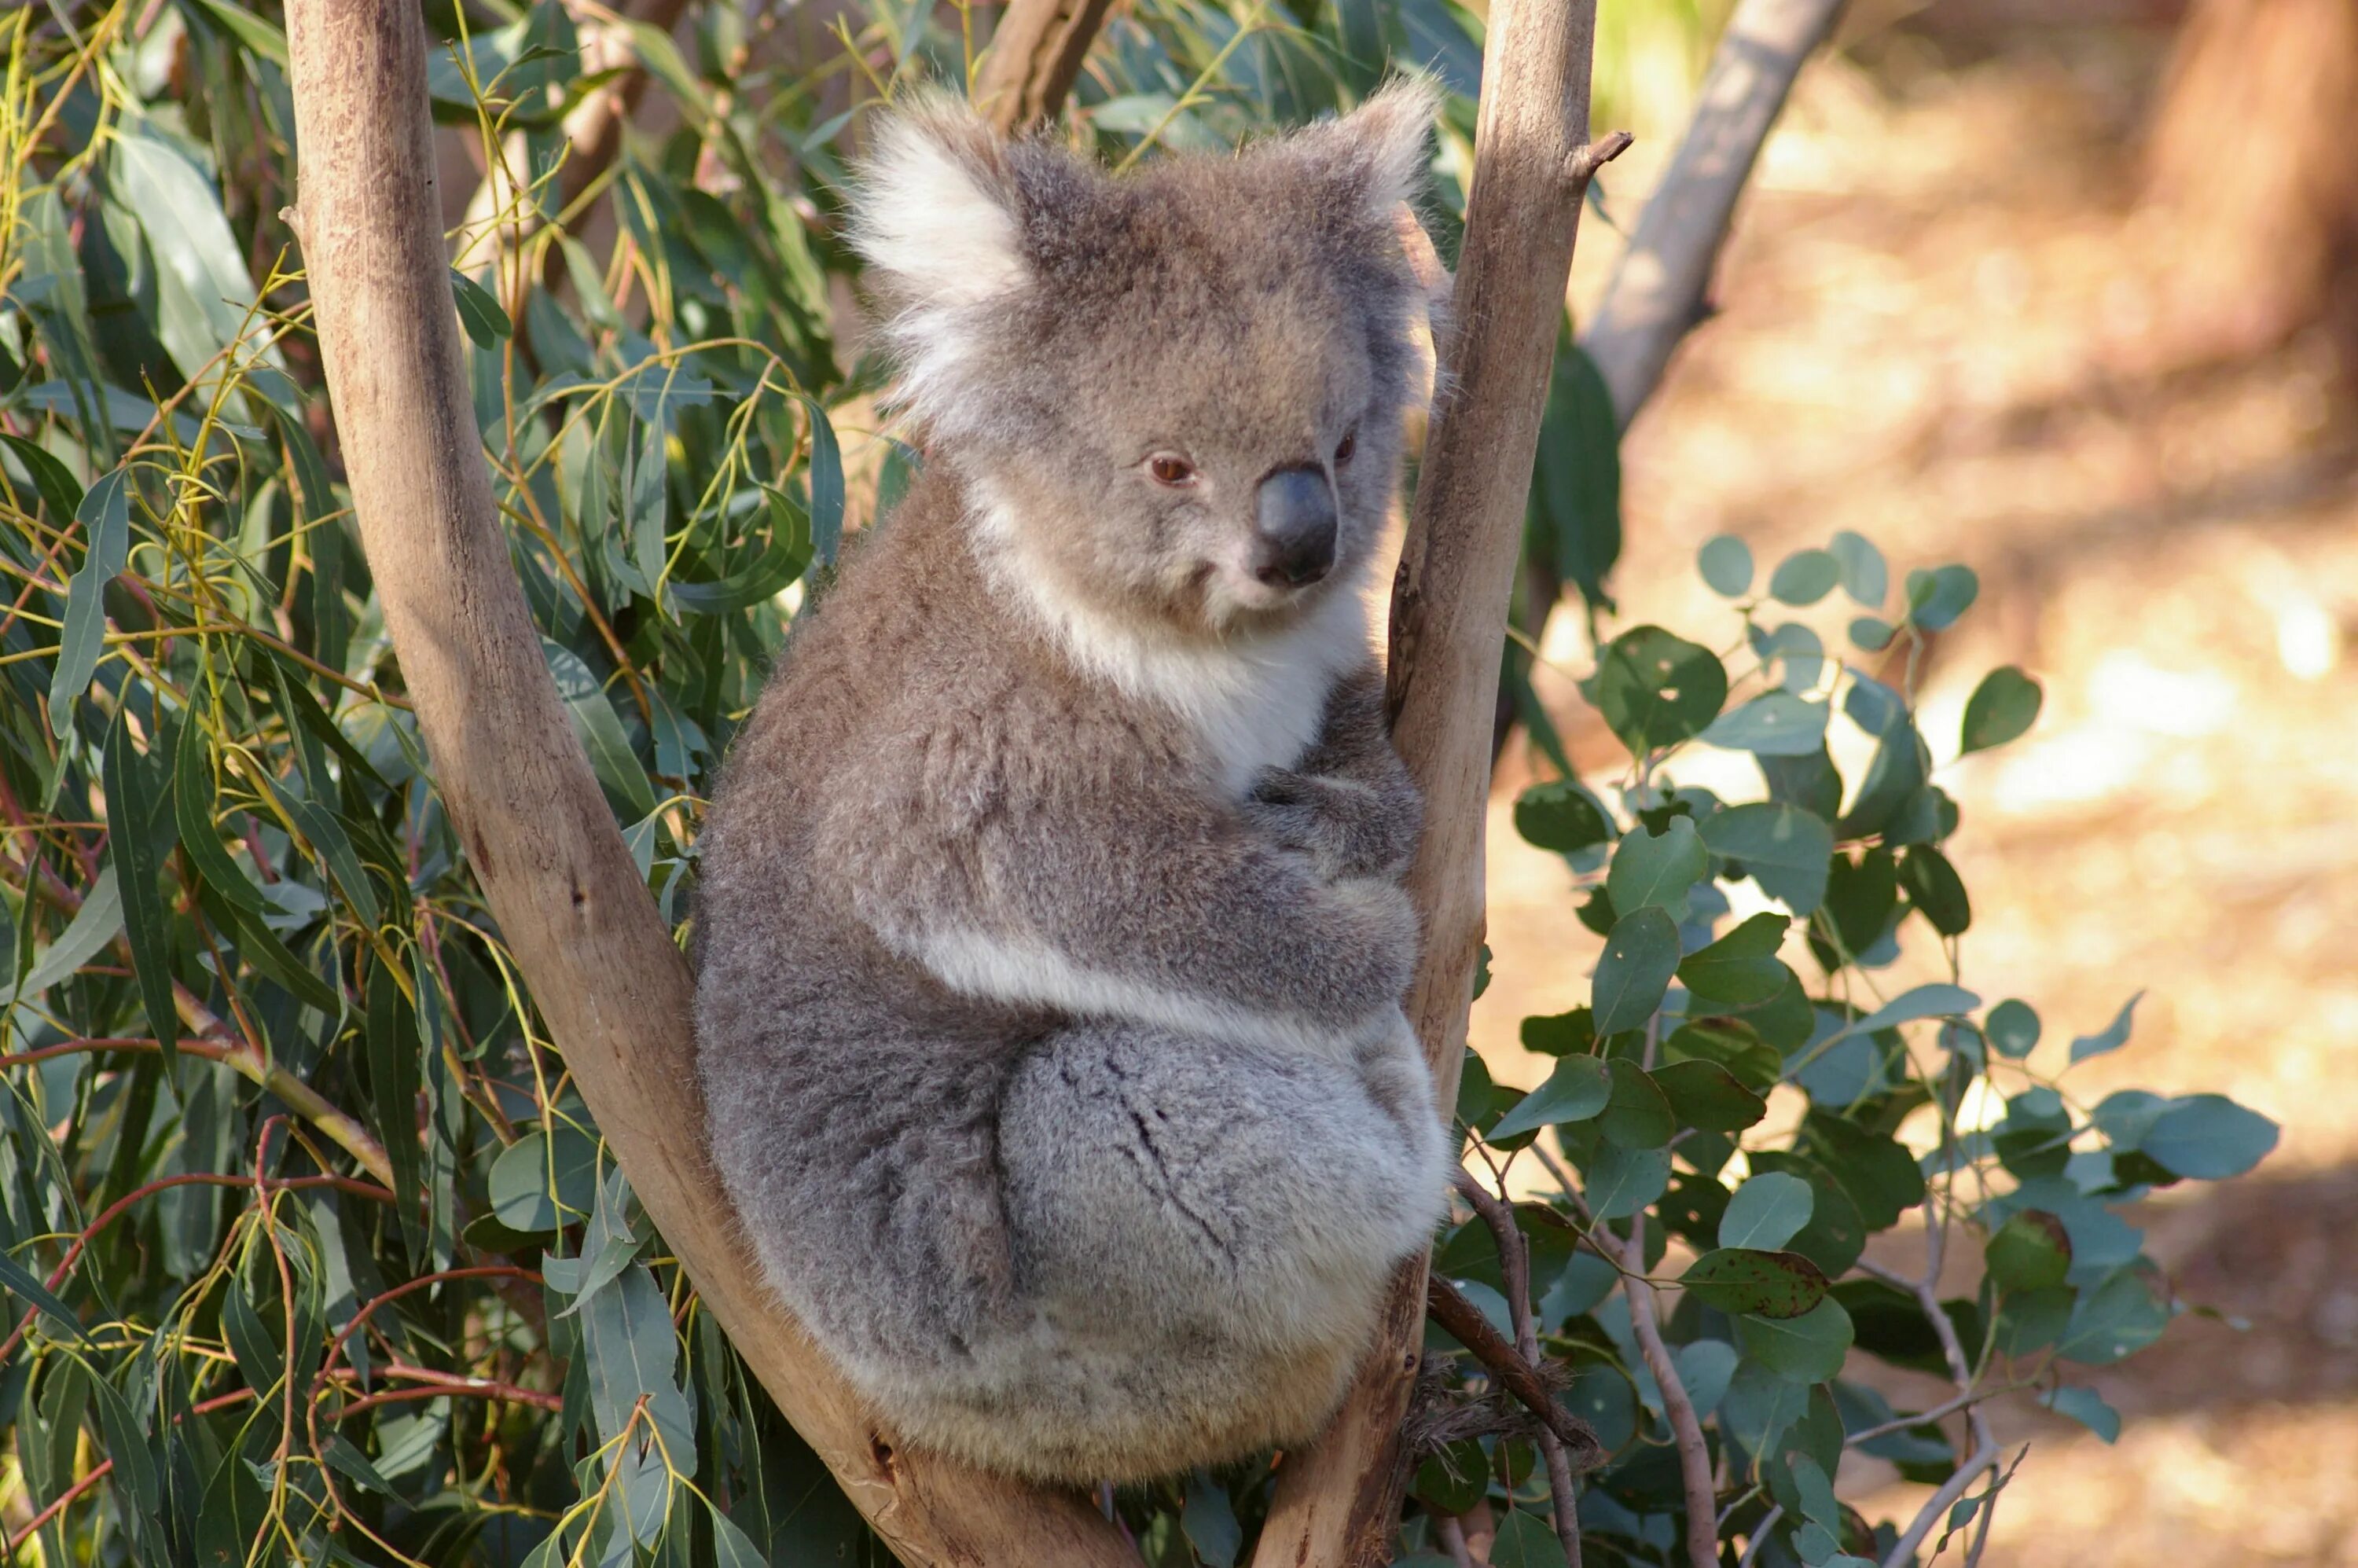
[1248,0,1613,1560]
[281,6,1136,1566]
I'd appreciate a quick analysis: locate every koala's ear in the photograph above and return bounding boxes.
[1290,75,1443,229]
[849,95,1029,310]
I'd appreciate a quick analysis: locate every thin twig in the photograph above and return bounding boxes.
[1434,1511,1477,1568]
[1449,1170,1594,1564]
[1618,1212,1718,1568]
[1736,1504,1783,1568]
[1424,1273,1595,1456]
[1845,1383,2023,1448]
[1564,130,1633,186]
[1855,1253,2003,1568]
[1879,1445,2001,1568]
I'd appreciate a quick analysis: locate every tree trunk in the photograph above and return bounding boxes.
[281,6,1137,1565]
[2143,0,2358,358]
[1251,0,1614,1559]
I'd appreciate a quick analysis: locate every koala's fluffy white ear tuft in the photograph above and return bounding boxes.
[850,96,1028,310]
[1301,75,1443,228]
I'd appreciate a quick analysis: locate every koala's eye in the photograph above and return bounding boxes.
[1147,454,1198,487]
[1334,428,1358,465]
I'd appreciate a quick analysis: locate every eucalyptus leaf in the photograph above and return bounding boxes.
[1702,693,1831,756]
[1699,802,1835,915]
[1699,534,1754,597]
[1592,908,1680,1034]
[1486,1054,1611,1142]
[1961,666,2042,754]
[1719,1173,1815,1252]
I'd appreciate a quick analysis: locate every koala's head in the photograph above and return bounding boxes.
[849,80,1441,638]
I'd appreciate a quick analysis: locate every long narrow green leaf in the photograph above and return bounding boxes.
[102,707,178,1070]
[172,712,273,916]
[0,865,123,1017]
[47,467,130,733]
[367,953,424,1254]
[0,432,86,524]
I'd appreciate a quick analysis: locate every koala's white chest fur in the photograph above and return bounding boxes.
[975,496,1376,795]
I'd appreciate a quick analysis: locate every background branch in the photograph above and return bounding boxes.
[975,0,1119,131]
[280,6,1134,1565]
[1495,0,1848,765]
[1247,0,1613,1559]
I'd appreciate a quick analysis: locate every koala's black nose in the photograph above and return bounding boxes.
[1252,465,1338,589]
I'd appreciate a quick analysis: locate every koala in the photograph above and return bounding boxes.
[692,79,1452,1485]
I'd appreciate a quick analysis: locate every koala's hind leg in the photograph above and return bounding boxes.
[946,1018,1447,1480]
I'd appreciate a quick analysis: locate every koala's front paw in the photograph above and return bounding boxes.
[1247,768,1417,882]
[1328,875,1420,1001]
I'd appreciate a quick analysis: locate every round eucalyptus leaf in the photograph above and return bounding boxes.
[2056,1270,2169,1365]
[1513,778,1611,854]
[1735,1296,1854,1381]
[1585,1142,1673,1220]
[1719,1173,1816,1252]
[1598,1057,1677,1149]
[1651,1059,1766,1134]
[1829,530,1887,607]
[1985,1210,2072,1292]
[1592,907,1681,1034]
[1699,802,1835,915]
[1986,998,2041,1058]
[1606,815,1706,919]
[1587,626,1728,755]
[1961,666,2042,754]
[1769,549,1840,606]
[2139,1094,2279,1180]
[1702,692,1831,756]
[1699,534,1755,597]
[1488,1507,1565,1568]
[1904,564,1979,630]
[1484,1053,1611,1142]
[1663,1017,1783,1093]
[1409,1438,1489,1514]
[1676,913,1791,1005]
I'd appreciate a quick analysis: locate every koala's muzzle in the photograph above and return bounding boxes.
[1253,466,1339,589]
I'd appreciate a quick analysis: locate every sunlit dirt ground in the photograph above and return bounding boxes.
[1472,18,2358,1563]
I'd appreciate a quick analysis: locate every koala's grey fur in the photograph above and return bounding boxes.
[693,80,1451,1485]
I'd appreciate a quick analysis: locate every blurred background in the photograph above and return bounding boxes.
[1482,1,2358,1560]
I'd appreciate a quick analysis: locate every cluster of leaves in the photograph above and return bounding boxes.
[1394,533,2278,1567]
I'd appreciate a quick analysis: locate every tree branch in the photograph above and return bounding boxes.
[974,0,1118,132]
[1493,0,1847,766]
[1581,0,1848,424]
[1617,1214,1720,1568]
[1424,1272,1598,1458]
[1446,1170,1597,1563]
[1249,2,1610,1562]
[280,7,1134,1565]
[1856,1251,2004,1568]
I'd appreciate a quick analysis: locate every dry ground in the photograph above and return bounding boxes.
[1471,19,2358,1563]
